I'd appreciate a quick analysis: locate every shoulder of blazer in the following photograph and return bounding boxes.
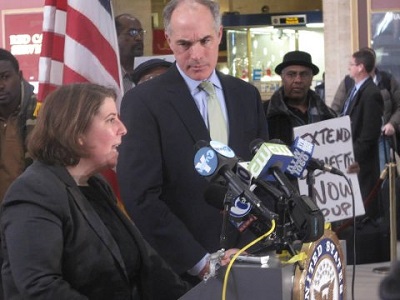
[22,161,75,189]
[359,77,376,93]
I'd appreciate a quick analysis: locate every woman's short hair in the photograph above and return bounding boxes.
[28,83,117,166]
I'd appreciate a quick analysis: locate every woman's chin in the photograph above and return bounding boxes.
[96,160,117,173]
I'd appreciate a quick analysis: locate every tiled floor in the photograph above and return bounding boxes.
[345,242,400,300]
[346,262,390,300]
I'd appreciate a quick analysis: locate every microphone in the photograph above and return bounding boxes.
[248,139,325,242]
[287,137,344,177]
[204,183,254,219]
[204,183,260,234]
[194,140,278,222]
[248,139,294,182]
[249,139,298,197]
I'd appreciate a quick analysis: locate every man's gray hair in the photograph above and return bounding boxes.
[163,0,221,35]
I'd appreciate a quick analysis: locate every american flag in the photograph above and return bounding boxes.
[38,0,125,204]
[38,0,122,106]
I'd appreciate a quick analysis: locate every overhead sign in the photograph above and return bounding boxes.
[271,14,307,26]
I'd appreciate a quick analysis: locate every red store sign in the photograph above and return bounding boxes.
[2,9,43,82]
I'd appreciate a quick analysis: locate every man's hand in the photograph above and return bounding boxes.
[382,123,395,136]
[220,248,242,266]
[347,161,360,174]
[198,248,243,280]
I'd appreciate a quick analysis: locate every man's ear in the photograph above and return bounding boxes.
[165,32,171,47]
[217,26,223,44]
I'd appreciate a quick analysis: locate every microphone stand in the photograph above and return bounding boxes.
[220,187,235,250]
[253,178,296,256]
[373,160,397,274]
[274,195,297,256]
[306,169,316,203]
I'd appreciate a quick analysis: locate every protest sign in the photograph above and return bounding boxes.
[293,116,365,222]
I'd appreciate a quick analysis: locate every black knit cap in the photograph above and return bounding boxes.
[275,50,319,75]
[131,58,173,84]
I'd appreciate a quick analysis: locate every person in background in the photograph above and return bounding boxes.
[331,47,400,171]
[380,261,400,300]
[264,51,360,181]
[0,83,190,299]
[0,48,37,203]
[264,51,336,146]
[117,0,267,285]
[314,72,325,102]
[115,14,145,93]
[340,49,383,218]
[131,58,172,85]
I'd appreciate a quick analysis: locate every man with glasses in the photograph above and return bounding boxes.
[340,49,383,218]
[332,47,400,172]
[264,50,336,146]
[115,14,145,93]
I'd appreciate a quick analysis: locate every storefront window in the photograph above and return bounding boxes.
[371,11,400,80]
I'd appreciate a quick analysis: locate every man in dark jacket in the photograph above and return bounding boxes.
[332,47,400,171]
[0,48,37,203]
[340,49,383,217]
[0,47,38,300]
[264,50,336,146]
[117,0,267,285]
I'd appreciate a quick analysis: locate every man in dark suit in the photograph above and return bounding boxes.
[341,49,383,217]
[331,47,400,171]
[115,14,144,93]
[117,0,268,284]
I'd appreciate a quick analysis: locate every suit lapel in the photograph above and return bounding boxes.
[165,66,211,144]
[70,187,129,276]
[48,165,129,281]
[162,67,247,148]
[348,77,372,115]
[218,72,243,147]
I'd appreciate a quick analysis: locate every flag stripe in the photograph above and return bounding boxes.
[64,36,118,88]
[63,65,90,83]
[38,0,124,204]
[69,0,114,38]
[38,0,122,104]
[39,32,64,61]
[65,7,119,84]
[38,57,64,85]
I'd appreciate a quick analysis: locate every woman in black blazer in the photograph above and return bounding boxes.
[0,83,190,300]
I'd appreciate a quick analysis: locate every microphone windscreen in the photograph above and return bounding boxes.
[249,138,265,155]
[287,137,314,178]
[194,140,209,150]
[248,142,294,181]
[268,138,286,145]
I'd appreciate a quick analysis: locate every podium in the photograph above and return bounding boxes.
[180,256,295,300]
[180,230,346,300]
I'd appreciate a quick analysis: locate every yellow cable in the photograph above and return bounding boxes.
[221,219,276,300]
[33,102,42,117]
